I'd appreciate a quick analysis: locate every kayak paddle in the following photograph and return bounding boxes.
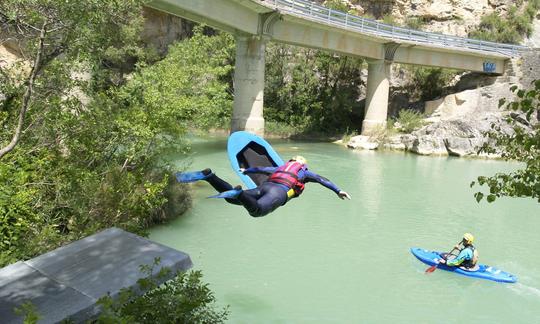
[425,242,461,274]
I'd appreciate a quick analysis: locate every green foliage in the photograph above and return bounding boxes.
[0,0,196,266]
[264,44,364,135]
[469,2,540,44]
[381,14,396,26]
[14,301,41,324]
[362,12,376,20]
[118,27,235,131]
[340,128,358,143]
[404,17,427,30]
[472,80,540,203]
[322,0,350,12]
[96,260,229,323]
[265,121,300,137]
[406,67,456,102]
[393,109,425,133]
[0,151,43,264]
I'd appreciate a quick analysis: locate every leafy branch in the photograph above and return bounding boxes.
[472,80,540,203]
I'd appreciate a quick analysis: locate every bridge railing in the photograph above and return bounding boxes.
[263,0,530,57]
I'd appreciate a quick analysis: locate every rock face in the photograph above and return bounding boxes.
[521,50,540,90]
[142,7,194,55]
[347,135,379,150]
[524,18,540,48]
[424,80,516,122]
[319,0,515,36]
[346,77,535,157]
[0,44,22,68]
[348,112,524,157]
[407,117,498,157]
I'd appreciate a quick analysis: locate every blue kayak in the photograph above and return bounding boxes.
[411,247,517,283]
[227,131,284,189]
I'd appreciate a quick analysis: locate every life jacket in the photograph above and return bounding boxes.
[461,245,478,269]
[267,161,306,198]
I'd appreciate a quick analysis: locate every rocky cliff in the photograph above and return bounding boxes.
[340,0,539,157]
[323,0,516,36]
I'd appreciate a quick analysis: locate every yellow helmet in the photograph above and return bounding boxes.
[463,233,474,244]
[290,155,307,165]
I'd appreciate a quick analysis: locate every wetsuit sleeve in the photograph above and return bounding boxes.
[244,167,277,174]
[303,170,341,194]
[446,248,472,266]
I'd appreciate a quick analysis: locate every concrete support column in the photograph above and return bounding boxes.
[231,35,266,136]
[362,60,391,135]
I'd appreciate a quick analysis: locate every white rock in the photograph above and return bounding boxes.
[347,135,379,150]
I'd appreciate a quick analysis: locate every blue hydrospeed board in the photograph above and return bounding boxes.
[411,247,517,283]
[227,131,284,189]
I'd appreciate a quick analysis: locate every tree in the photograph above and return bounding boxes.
[264,44,364,135]
[472,81,540,203]
[117,26,235,131]
[0,0,191,266]
[0,0,149,159]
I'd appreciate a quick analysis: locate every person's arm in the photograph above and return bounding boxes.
[241,166,277,174]
[445,248,472,267]
[303,170,351,199]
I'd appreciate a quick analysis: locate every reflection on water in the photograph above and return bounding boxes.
[150,136,540,323]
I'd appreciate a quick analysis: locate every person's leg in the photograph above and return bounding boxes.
[236,187,262,215]
[203,169,233,192]
[202,169,243,205]
[238,183,287,217]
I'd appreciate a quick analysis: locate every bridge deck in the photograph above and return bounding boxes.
[0,227,192,323]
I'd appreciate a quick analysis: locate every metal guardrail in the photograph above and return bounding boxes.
[263,0,530,57]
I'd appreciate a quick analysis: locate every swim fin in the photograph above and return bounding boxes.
[175,169,211,183]
[208,188,242,199]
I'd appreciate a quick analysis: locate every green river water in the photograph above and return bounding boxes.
[149,137,540,323]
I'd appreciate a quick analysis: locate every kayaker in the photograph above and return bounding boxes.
[438,233,479,270]
[177,155,351,217]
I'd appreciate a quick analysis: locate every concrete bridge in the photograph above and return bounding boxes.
[147,0,530,135]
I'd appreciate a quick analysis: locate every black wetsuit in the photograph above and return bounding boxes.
[205,166,341,217]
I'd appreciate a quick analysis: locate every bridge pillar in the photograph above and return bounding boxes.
[362,60,391,135]
[231,35,266,136]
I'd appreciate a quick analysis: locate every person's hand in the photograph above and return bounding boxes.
[454,244,461,250]
[438,259,446,264]
[338,191,351,200]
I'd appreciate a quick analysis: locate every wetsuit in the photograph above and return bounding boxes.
[204,165,342,217]
[446,245,476,268]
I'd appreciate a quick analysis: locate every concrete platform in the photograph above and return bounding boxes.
[0,227,192,323]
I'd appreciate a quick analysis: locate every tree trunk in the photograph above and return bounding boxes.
[0,20,47,159]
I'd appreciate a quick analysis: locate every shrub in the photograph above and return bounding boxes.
[394,109,425,133]
[322,0,350,12]
[406,67,457,102]
[381,14,396,25]
[341,128,358,143]
[472,81,540,203]
[404,17,426,30]
[469,2,539,44]
[96,260,229,323]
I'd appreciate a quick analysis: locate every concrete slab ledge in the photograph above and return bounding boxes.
[0,227,192,323]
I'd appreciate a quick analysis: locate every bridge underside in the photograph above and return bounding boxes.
[148,0,509,135]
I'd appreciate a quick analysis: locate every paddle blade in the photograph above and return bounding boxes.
[425,265,438,273]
